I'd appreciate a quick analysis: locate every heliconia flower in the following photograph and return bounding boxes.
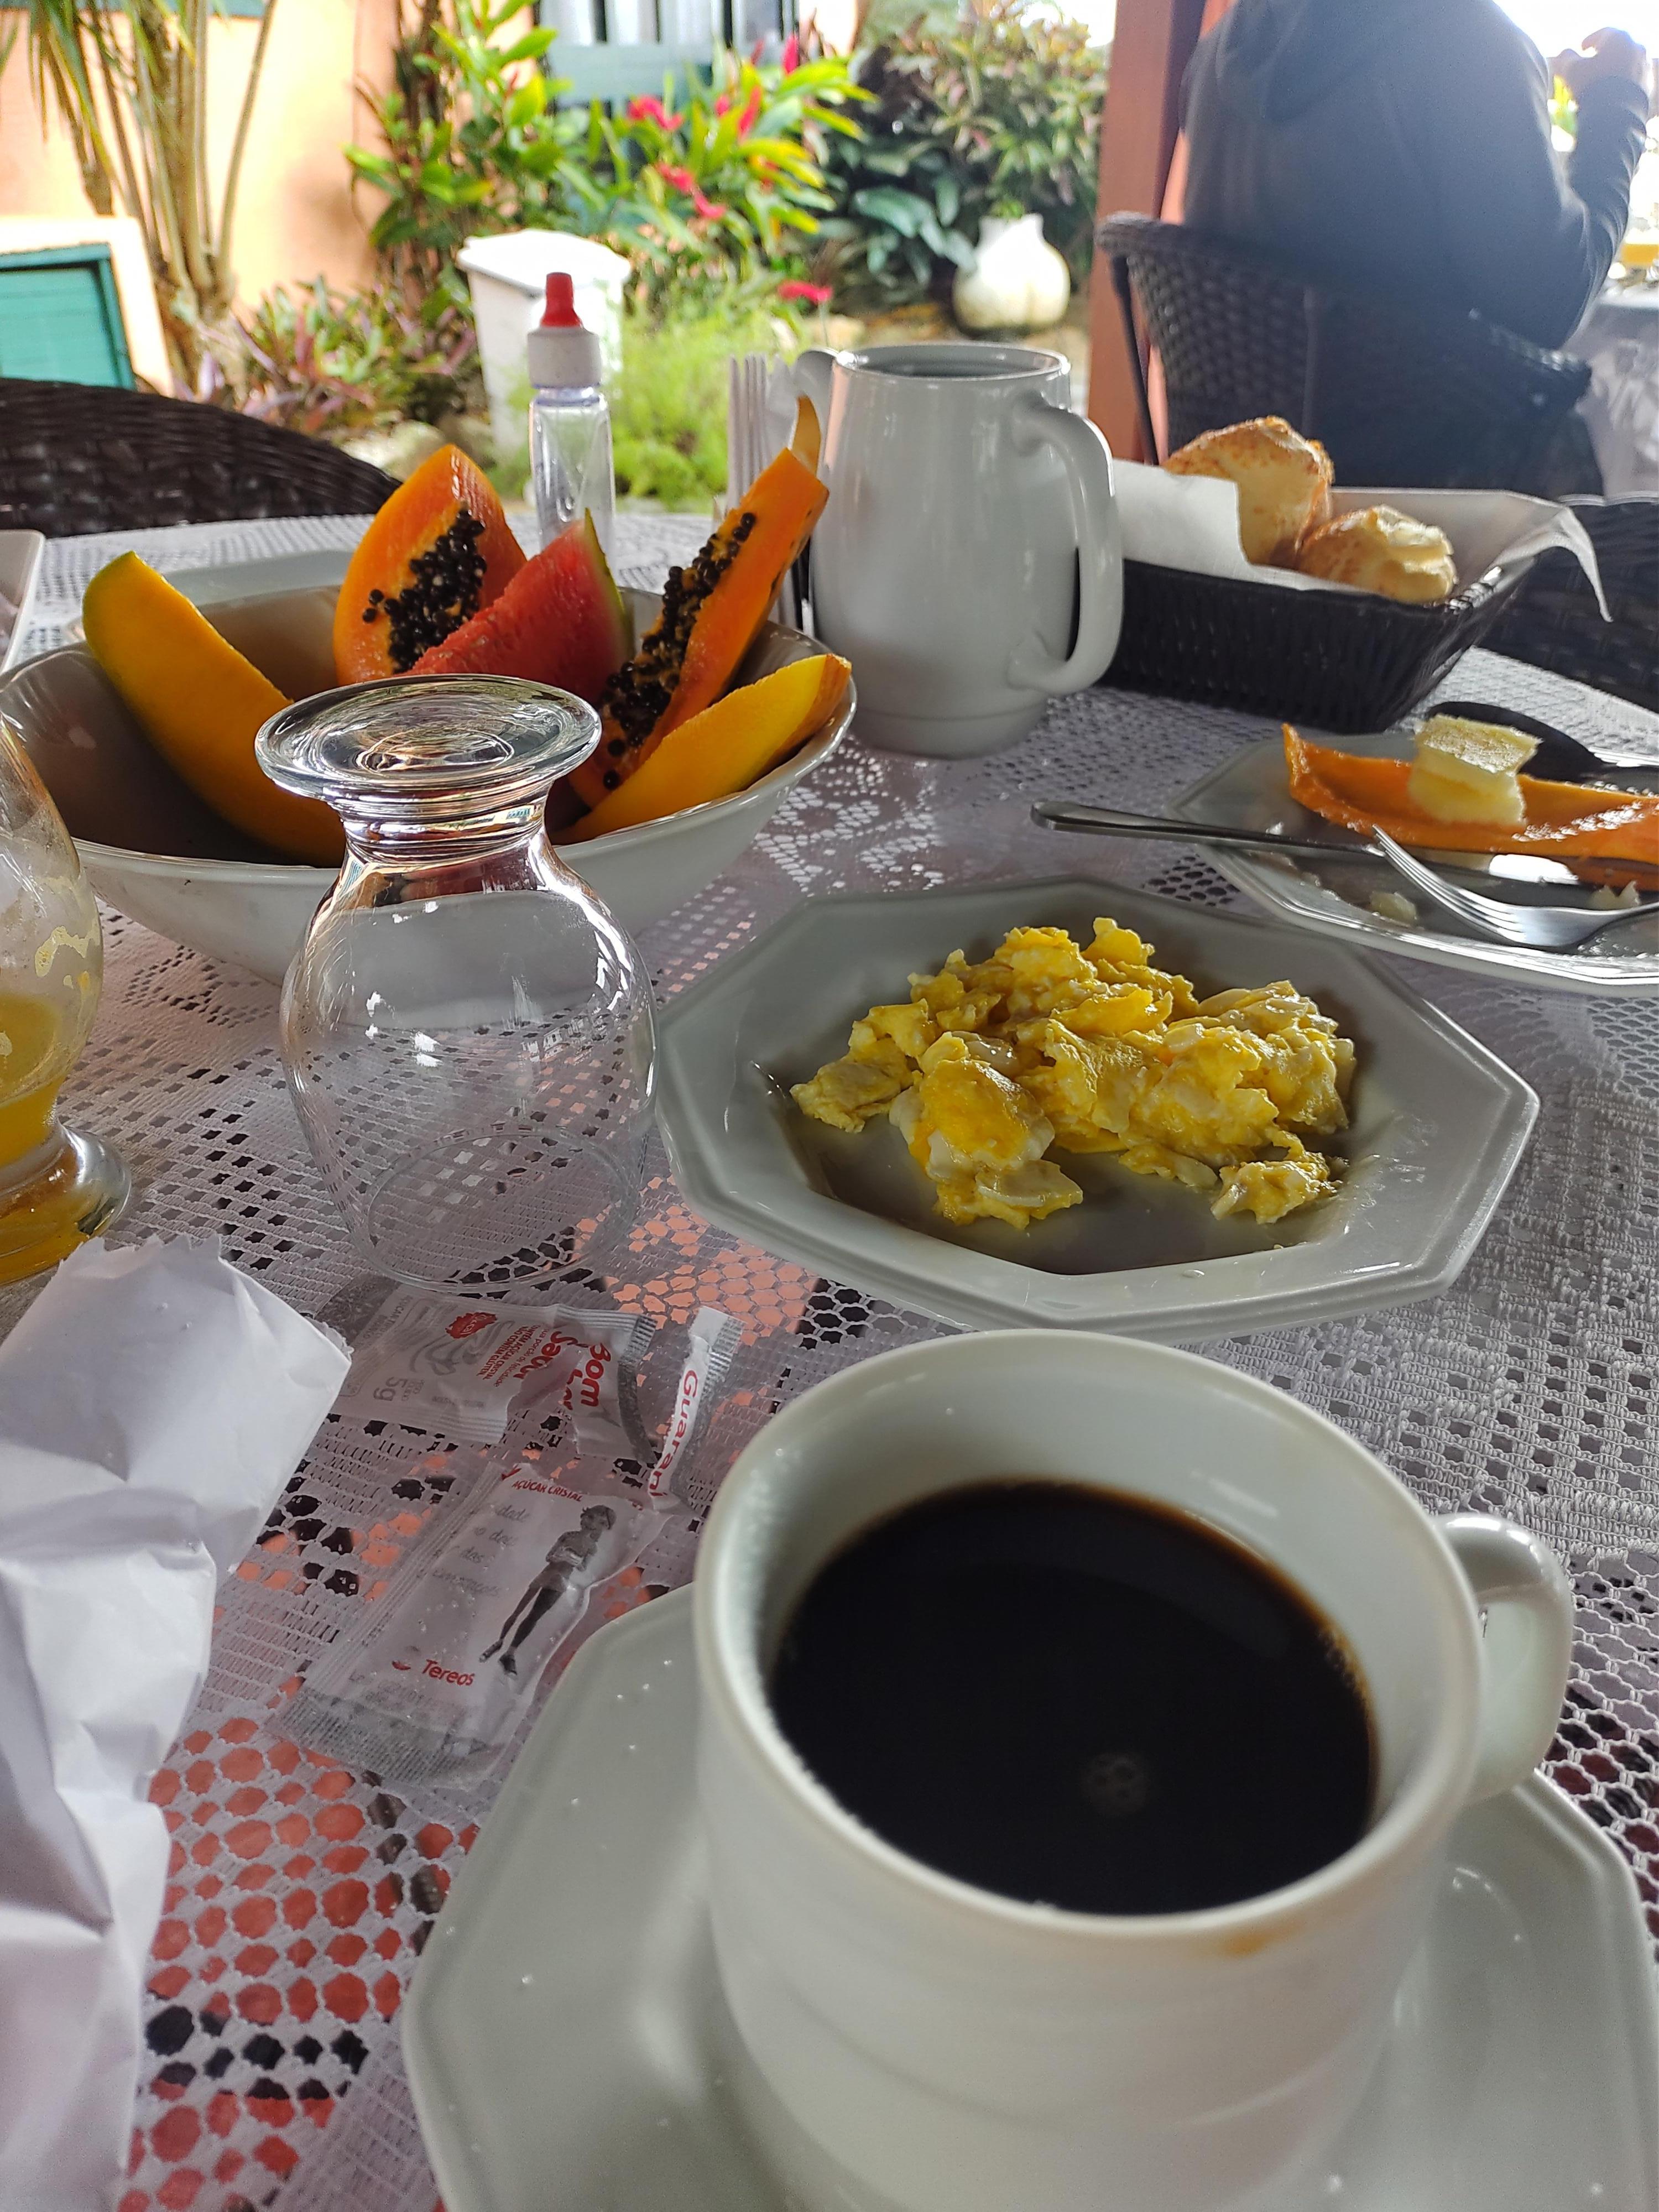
[692,187,729,220]
[779,279,832,305]
[656,162,697,193]
[738,85,763,135]
[627,95,683,130]
[714,92,732,116]
[781,33,800,71]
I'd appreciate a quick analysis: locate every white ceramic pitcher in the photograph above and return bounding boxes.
[792,343,1123,757]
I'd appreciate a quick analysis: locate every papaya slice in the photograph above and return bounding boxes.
[83,553,344,866]
[411,513,629,705]
[1284,728,1659,879]
[333,444,525,684]
[573,397,828,808]
[568,653,851,840]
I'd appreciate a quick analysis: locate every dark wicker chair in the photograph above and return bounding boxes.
[0,378,398,536]
[1097,213,1594,495]
[1485,494,1659,713]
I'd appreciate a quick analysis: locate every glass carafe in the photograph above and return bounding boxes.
[258,676,656,1293]
[0,716,129,1281]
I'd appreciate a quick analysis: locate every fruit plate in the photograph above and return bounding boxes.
[2,565,852,982]
[1170,731,1659,997]
[652,875,1538,1340]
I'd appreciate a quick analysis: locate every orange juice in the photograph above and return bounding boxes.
[0,721,129,1277]
[0,990,74,1160]
[0,982,123,1283]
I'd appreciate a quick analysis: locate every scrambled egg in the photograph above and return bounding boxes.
[791,920,1354,1230]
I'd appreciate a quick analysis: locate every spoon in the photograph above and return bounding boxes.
[1430,701,1659,786]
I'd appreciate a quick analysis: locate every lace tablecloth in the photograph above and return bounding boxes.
[20,513,1659,2212]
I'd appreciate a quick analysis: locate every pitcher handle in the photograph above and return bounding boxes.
[1442,1514,1573,1803]
[1006,400,1123,696]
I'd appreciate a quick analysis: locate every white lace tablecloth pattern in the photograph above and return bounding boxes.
[19,513,1659,2212]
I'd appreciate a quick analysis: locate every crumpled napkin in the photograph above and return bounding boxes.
[0,1239,348,2211]
[1112,457,1608,611]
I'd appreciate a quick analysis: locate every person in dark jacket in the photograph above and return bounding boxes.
[1182,2,1651,349]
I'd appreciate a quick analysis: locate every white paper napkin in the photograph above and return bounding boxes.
[1112,457,1606,610]
[0,1239,348,2212]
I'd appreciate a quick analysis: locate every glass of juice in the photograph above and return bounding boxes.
[0,717,129,1282]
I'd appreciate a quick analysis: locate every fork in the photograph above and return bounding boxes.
[1032,802,1658,953]
[1368,831,1659,951]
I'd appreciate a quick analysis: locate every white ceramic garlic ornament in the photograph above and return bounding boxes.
[953,212,1071,334]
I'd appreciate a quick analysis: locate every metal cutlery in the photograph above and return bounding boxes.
[1032,801,1658,953]
[1368,830,1657,951]
[1430,700,1659,786]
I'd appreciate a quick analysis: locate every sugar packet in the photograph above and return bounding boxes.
[339,1285,653,1449]
[292,1307,739,1789]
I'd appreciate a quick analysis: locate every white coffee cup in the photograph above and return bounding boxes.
[692,1332,1572,2212]
[792,343,1123,758]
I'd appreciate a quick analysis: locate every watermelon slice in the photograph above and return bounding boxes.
[410,514,630,706]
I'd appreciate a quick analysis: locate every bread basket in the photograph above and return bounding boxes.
[1101,555,1531,733]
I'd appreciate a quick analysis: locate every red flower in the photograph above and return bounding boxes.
[692,188,729,220]
[738,84,763,135]
[779,280,832,306]
[781,33,800,71]
[656,162,697,193]
[627,95,682,130]
[714,92,732,116]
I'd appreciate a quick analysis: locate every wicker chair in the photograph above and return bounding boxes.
[1097,214,1594,495]
[1485,494,1659,714]
[0,378,398,536]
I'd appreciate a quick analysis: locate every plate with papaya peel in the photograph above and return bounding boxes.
[1172,713,1659,997]
[2,411,854,982]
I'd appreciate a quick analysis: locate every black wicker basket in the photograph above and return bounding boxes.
[1484,495,1659,714]
[1100,556,1531,732]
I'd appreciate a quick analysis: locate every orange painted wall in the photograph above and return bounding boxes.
[0,0,404,306]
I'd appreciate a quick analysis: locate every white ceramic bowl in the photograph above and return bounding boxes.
[1,583,852,982]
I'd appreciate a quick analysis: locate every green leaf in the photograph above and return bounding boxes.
[856,144,917,177]
[505,77,544,127]
[851,186,927,237]
[496,29,557,63]
[933,171,959,226]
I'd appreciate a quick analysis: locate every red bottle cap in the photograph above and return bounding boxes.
[541,272,581,328]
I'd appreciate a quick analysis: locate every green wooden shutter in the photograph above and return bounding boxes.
[0,246,135,388]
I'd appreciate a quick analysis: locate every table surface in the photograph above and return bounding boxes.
[18,513,1659,2212]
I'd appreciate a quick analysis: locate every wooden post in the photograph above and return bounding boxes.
[1086,0,1211,458]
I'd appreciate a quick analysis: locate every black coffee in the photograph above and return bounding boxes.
[769,1480,1373,1915]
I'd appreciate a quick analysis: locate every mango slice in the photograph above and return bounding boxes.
[83,554,344,865]
[1285,727,1659,881]
[568,653,850,839]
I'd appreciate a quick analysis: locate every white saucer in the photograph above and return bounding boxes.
[404,1590,1659,2212]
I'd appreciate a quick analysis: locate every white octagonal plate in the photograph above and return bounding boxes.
[654,877,1537,1339]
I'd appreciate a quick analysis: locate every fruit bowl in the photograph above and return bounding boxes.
[1,583,853,983]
